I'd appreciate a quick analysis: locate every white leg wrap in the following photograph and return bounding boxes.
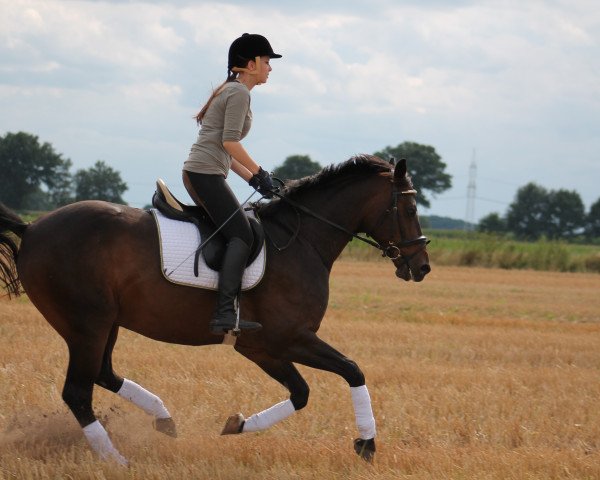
[351,385,376,439]
[117,378,171,419]
[242,399,296,433]
[82,420,128,465]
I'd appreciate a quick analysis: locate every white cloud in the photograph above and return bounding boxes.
[0,0,599,216]
[1,0,185,75]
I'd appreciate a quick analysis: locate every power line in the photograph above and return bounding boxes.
[477,176,521,187]
[476,196,510,205]
[429,195,509,205]
[434,196,467,201]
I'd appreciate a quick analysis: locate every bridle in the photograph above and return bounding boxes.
[368,181,430,263]
[266,179,430,266]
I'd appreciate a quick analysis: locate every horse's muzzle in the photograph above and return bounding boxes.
[411,263,431,282]
[395,261,431,282]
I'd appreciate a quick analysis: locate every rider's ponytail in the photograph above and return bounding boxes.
[195,70,238,125]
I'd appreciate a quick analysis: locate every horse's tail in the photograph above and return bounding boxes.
[0,202,28,297]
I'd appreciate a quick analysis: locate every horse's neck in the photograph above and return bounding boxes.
[294,181,374,270]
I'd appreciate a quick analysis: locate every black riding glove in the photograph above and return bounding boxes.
[249,167,275,198]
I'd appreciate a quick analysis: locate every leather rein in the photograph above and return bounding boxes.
[265,180,430,264]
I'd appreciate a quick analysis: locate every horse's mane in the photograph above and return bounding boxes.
[258,154,410,217]
[282,154,391,197]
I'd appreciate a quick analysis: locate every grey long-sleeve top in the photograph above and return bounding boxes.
[184,81,252,177]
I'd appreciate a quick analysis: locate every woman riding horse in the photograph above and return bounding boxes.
[0,155,430,465]
[183,33,280,335]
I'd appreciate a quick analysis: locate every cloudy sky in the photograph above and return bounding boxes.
[2,0,599,222]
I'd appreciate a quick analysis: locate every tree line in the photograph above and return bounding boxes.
[479,183,600,241]
[0,132,128,210]
[10,130,597,243]
[1,131,452,214]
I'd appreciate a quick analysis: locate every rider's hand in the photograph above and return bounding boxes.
[249,167,275,198]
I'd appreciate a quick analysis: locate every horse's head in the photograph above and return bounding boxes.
[367,158,431,282]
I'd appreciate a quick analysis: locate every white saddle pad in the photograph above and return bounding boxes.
[150,208,266,291]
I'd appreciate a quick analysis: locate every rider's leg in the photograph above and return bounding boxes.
[182,171,261,334]
[210,236,262,334]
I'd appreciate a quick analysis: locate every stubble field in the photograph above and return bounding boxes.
[1,260,599,479]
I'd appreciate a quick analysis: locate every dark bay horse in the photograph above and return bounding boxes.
[0,155,430,465]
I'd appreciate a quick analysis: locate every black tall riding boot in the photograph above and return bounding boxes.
[209,237,262,335]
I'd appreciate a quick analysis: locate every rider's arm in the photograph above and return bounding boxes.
[230,155,254,182]
[223,141,260,180]
[221,84,260,180]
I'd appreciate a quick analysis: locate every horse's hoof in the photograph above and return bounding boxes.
[153,417,178,438]
[221,413,245,435]
[354,438,376,462]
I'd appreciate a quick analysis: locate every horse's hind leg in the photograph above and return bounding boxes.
[221,348,309,435]
[95,325,177,437]
[62,334,128,465]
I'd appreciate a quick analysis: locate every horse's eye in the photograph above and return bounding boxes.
[407,207,417,217]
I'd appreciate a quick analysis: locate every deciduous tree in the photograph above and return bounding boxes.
[0,131,73,210]
[272,155,322,181]
[374,142,452,208]
[586,198,600,239]
[478,212,507,234]
[506,183,549,240]
[506,183,585,240]
[545,189,585,239]
[74,160,128,204]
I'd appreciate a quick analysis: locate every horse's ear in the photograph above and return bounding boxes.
[393,158,407,180]
[388,157,396,166]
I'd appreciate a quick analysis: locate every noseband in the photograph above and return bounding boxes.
[268,181,429,265]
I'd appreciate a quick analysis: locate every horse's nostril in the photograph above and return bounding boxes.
[421,264,431,274]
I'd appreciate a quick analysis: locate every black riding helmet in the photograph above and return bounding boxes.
[228,33,282,69]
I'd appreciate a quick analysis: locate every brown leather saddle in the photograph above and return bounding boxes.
[151,179,265,276]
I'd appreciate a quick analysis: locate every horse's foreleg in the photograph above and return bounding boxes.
[117,380,176,436]
[350,386,377,460]
[282,332,376,462]
[95,325,177,437]
[222,349,309,435]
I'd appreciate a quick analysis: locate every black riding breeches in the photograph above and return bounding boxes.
[182,170,253,248]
